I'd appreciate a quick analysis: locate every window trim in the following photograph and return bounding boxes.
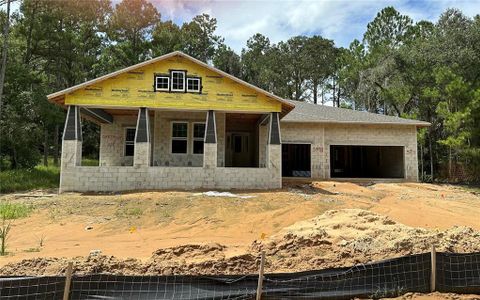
[170,70,186,92]
[186,77,201,93]
[170,121,189,154]
[124,127,136,157]
[192,122,206,155]
[155,75,170,92]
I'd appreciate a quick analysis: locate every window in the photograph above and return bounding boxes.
[171,122,188,153]
[125,128,136,156]
[155,76,169,91]
[193,123,205,154]
[187,78,201,93]
[171,71,185,92]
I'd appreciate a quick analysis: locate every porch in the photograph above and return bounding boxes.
[60,106,282,192]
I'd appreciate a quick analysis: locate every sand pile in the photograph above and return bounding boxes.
[250,209,480,272]
[2,209,480,276]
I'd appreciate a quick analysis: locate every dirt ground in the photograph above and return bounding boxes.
[0,181,479,276]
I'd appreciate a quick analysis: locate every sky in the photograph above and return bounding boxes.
[150,0,480,52]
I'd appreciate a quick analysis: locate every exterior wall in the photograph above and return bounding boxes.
[281,122,419,181]
[99,115,137,166]
[281,123,324,178]
[153,110,206,167]
[216,112,226,167]
[60,157,281,192]
[258,123,269,168]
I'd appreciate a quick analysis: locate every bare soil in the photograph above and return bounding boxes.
[0,181,479,277]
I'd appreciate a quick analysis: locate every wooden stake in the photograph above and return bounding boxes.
[63,262,73,300]
[430,245,436,292]
[256,251,266,300]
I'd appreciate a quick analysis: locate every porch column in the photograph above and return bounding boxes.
[134,107,151,167]
[61,105,82,168]
[268,112,282,177]
[203,110,217,169]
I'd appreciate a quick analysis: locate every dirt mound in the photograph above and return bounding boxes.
[250,209,480,272]
[2,209,480,276]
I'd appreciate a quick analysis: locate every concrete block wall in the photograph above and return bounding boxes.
[134,143,151,167]
[203,143,217,169]
[61,140,82,168]
[153,110,207,167]
[281,122,324,178]
[258,123,268,168]
[216,112,226,167]
[99,115,137,166]
[324,124,418,181]
[281,122,419,181]
[59,164,281,192]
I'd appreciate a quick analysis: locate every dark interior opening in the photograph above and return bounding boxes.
[282,144,311,177]
[330,145,404,178]
[225,113,261,167]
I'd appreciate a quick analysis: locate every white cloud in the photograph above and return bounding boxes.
[150,0,480,52]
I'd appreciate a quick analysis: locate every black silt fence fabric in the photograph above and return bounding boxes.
[436,252,480,294]
[3,252,479,300]
[262,253,431,299]
[0,276,65,300]
[69,274,258,300]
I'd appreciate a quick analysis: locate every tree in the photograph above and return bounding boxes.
[107,0,159,67]
[363,6,414,51]
[213,44,241,77]
[241,33,271,89]
[304,36,337,104]
[0,0,11,123]
[180,14,223,62]
[151,20,182,56]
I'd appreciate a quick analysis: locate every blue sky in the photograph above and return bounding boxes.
[152,0,480,52]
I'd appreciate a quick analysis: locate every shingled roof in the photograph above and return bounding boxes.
[282,100,430,127]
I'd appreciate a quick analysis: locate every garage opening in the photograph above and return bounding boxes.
[282,144,311,177]
[330,145,404,178]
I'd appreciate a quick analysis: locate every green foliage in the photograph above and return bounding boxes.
[0,202,31,220]
[0,201,31,255]
[0,164,59,193]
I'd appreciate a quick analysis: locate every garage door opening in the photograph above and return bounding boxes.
[330,145,404,178]
[282,144,311,177]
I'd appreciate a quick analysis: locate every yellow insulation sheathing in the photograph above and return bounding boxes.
[65,56,282,113]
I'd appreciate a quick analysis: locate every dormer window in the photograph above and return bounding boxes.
[154,71,201,94]
[187,78,201,93]
[171,70,185,92]
[155,75,169,91]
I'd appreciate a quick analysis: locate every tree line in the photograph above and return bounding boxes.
[0,0,478,182]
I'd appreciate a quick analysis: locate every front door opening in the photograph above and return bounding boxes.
[225,113,260,167]
[330,145,404,178]
[282,144,311,177]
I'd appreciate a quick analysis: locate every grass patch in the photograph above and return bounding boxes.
[0,202,31,219]
[82,158,99,166]
[0,164,59,193]
[116,207,143,218]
